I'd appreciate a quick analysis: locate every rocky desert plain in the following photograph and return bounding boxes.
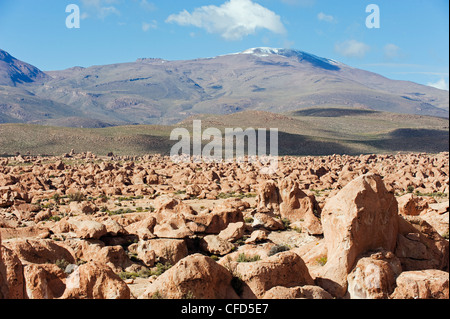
[0,151,448,300]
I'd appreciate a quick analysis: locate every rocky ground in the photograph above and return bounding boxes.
[0,151,448,299]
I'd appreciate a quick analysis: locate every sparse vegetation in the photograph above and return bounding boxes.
[117,195,144,202]
[236,253,261,263]
[443,231,449,240]
[107,208,134,216]
[68,192,86,203]
[151,262,172,277]
[281,218,291,230]
[268,244,291,256]
[244,217,254,224]
[316,256,328,266]
[407,186,415,194]
[55,259,70,271]
[1,107,448,157]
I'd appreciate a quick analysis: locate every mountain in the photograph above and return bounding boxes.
[0,47,448,127]
[0,49,49,86]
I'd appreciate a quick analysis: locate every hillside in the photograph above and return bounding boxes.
[0,48,448,127]
[0,107,448,157]
[0,49,49,86]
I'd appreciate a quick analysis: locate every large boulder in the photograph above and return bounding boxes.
[200,235,235,256]
[94,246,134,273]
[218,222,245,242]
[256,180,280,213]
[202,199,247,234]
[3,239,76,266]
[67,217,107,240]
[318,173,399,297]
[256,179,322,235]
[0,241,25,299]
[62,262,130,299]
[153,197,245,237]
[141,254,238,299]
[224,251,314,299]
[390,270,449,299]
[23,264,66,299]
[395,216,448,271]
[131,239,189,266]
[347,250,402,299]
[262,285,333,299]
[278,179,322,235]
[153,215,194,239]
[124,215,156,240]
[252,213,284,231]
[420,201,449,238]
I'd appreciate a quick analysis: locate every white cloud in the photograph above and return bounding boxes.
[81,0,121,19]
[335,39,370,59]
[383,43,401,60]
[427,78,449,91]
[166,0,286,41]
[140,0,156,11]
[142,20,158,31]
[317,12,335,23]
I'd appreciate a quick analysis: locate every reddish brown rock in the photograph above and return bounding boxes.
[252,213,284,231]
[3,238,76,266]
[69,201,97,215]
[390,269,449,299]
[245,230,269,245]
[62,262,130,299]
[256,180,280,213]
[318,173,399,297]
[262,285,333,299]
[201,235,235,256]
[278,179,322,235]
[395,216,448,271]
[124,216,156,240]
[397,193,429,216]
[23,264,66,299]
[225,251,314,299]
[141,254,238,299]
[68,217,108,240]
[218,222,245,242]
[347,250,402,299]
[94,246,133,273]
[132,239,188,266]
[0,243,25,299]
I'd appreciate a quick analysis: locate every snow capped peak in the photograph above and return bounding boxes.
[236,47,342,70]
[241,47,284,57]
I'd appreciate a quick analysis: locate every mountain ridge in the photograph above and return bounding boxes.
[0,49,49,86]
[0,47,448,127]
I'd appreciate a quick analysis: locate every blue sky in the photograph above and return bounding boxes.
[0,0,448,90]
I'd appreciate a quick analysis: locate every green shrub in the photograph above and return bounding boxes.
[108,208,134,216]
[55,259,70,271]
[151,262,172,276]
[268,245,290,257]
[236,253,261,263]
[281,218,291,229]
[68,192,85,202]
[316,256,328,266]
[244,217,254,224]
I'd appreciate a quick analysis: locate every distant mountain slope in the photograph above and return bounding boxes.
[0,49,49,86]
[0,107,447,157]
[0,48,448,127]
